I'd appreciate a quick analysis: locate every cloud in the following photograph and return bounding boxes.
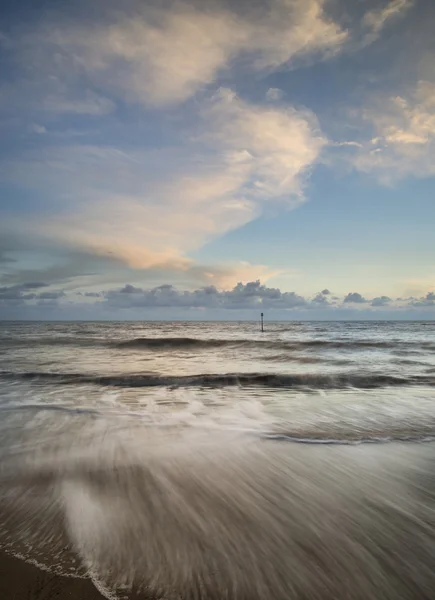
[0,79,115,117]
[0,252,15,265]
[31,123,47,134]
[19,282,49,289]
[371,295,391,306]
[0,282,51,305]
[8,0,412,117]
[321,289,331,295]
[42,90,116,116]
[186,262,282,290]
[13,0,345,108]
[37,290,65,300]
[207,88,325,200]
[332,141,363,148]
[96,282,434,313]
[343,292,367,304]
[104,280,308,310]
[312,292,329,304]
[266,88,284,102]
[362,0,413,43]
[409,291,435,307]
[2,280,435,318]
[0,0,420,302]
[0,91,324,282]
[349,80,435,181]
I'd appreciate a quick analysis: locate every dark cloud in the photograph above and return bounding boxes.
[37,290,65,300]
[0,288,34,304]
[344,292,367,304]
[0,251,112,287]
[321,289,331,295]
[2,280,435,319]
[371,296,391,307]
[0,282,63,306]
[409,291,435,307]
[312,293,329,305]
[105,281,308,310]
[21,282,49,289]
[0,252,16,264]
[120,284,143,294]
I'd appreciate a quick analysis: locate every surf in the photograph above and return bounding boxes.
[2,411,435,599]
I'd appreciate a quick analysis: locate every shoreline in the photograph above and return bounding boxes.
[0,551,105,599]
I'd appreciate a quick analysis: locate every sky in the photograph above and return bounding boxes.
[0,0,434,320]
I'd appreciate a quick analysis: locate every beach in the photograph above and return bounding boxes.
[0,552,104,600]
[1,321,435,599]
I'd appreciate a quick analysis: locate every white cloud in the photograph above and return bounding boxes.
[332,141,363,148]
[186,262,283,290]
[207,89,325,201]
[363,0,413,43]
[246,0,347,70]
[75,5,248,107]
[5,0,415,116]
[31,123,47,134]
[9,0,347,108]
[0,91,324,282]
[266,88,284,102]
[348,81,435,181]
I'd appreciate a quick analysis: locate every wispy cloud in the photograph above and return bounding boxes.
[0,78,115,117]
[343,80,435,181]
[2,0,347,109]
[0,0,429,305]
[0,90,324,282]
[3,0,415,118]
[42,90,116,115]
[266,88,284,102]
[362,0,413,44]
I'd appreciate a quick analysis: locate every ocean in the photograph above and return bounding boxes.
[1,320,435,599]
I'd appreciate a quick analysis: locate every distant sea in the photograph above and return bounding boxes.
[1,320,435,599]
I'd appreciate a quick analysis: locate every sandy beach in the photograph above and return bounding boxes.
[0,552,104,600]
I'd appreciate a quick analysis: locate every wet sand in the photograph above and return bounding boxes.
[0,552,104,600]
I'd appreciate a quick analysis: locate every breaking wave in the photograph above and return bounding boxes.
[1,369,434,389]
[2,414,435,599]
[115,337,405,351]
[2,335,435,352]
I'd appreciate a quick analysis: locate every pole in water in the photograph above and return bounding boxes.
[261,312,264,332]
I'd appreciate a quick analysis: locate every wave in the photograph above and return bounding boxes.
[1,369,434,389]
[2,422,435,599]
[97,337,435,352]
[2,404,435,447]
[117,336,232,349]
[2,335,434,352]
[266,433,435,445]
